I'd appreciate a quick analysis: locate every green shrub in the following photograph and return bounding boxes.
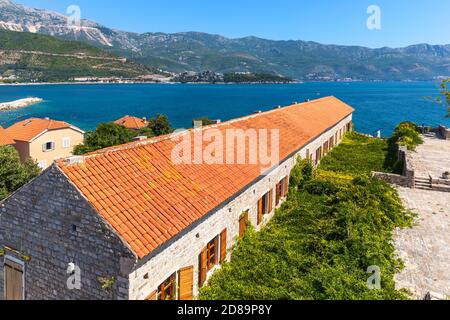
[289,158,314,190]
[390,122,423,151]
[0,146,40,201]
[303,179,339,196]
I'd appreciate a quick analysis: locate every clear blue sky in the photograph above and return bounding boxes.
[16,0,450,48]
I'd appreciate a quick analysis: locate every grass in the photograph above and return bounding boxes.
[198,132,413,300]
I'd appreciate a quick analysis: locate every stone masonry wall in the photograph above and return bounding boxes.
[0,165,137,300]
[128,114,353,300]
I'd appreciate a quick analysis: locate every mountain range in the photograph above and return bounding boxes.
[1,0,449,81]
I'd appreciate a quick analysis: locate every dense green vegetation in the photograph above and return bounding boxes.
[0,29,153,82]
[0,29,110,55]
[223,73,293,83]
[74,114,174,155]
[199,133,414,300]
[389,122,423,151]
[320,132,395,176]
[0,146,40,201]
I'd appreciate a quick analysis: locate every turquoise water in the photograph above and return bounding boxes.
[0,82,448,137]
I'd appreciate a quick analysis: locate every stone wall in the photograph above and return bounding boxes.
[0,165,137,300]
[128,115,353,300]
[373,145,415,188]
[372,172,411,187]
[438,125,450,140]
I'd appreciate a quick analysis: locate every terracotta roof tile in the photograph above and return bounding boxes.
[5,118,84,142]
[57,96,354,259]
[114,115,148,130]
[0,126,14,146]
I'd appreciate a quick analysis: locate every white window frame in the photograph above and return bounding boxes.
[42,141,55,152]
[62,137,71,149]
[37,160,47,170]
[3,255,25,301]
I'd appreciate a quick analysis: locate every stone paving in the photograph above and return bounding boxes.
[409,135,450,179]
[394,187,450,299]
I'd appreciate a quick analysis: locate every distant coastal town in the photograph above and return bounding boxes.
[0,71,297,85]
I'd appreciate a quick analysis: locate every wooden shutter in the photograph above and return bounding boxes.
[220,229,227,263]
[5,260,24,300]
[275,182,281,205]
[257,198,263,225]
[145,290,157,300]
[179,266,194,300]
[239,211,249,237]
[268,190,273,213]
[198,248,207,287]
[284,176,289,196]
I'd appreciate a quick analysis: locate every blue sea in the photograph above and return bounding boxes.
[0,82,448,137]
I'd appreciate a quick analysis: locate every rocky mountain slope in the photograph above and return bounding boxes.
[0,29,156,82]
[1,0,449,81]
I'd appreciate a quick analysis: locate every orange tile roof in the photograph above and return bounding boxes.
[114,115,148,130]
[57,96,354,259]
[5,118,83,142]
[0,126,14,146]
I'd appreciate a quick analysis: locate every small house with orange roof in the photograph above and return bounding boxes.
[114,115,148,130]
[0,97,353,300]
[4,118,84,169]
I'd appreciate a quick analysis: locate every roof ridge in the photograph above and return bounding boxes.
[59,96,338,165]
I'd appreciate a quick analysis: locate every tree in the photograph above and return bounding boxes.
[74,123,135,155]
[439,79,450,118]
[73,115,174,155]
[147,114,173,136]
[0,146,40,201]
[192,117,215,127]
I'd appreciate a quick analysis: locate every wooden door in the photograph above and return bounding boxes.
[239,211,249,237]
[178,266,194,300]
[4,259,24,300]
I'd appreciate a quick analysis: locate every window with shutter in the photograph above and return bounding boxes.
[4,258,24,300]
[178,266,194,300]
[157,273,177,300]
[42,141,55,152]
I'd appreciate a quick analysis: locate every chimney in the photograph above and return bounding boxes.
[132,136,147,142]
[65,156,84,165]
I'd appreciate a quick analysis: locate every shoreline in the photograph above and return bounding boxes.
[0,80,439,87]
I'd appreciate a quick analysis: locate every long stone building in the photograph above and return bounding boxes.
[0,96,353,300]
